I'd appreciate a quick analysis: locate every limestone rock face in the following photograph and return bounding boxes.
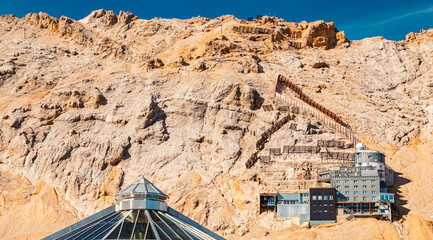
[406,28,433,42]
[25,12,60,32]
[79,9,138,27]
[304,20,339,49]
[0,11,432,240]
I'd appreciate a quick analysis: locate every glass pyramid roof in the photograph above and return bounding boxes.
[115,177,169,201]
[43,177,224,240]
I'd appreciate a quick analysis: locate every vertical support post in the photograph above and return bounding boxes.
[221,24,223,37]
[389,203,392,222]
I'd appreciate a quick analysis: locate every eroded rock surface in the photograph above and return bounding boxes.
[0,10,432,240]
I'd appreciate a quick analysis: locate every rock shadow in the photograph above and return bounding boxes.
[390,171,411,220]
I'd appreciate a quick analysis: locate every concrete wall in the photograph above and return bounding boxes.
[310,220,336,225]
[300,214,310,224]
[385,169,394,187]
[277,203,310,218]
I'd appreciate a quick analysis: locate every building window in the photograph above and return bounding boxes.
[372,191,376,195]
[389,195,394,200]
[318,195,323,200]
[345,191,349,195]
[362,185,367,188]
[336,180,340,183]
[324,195,328,200]
[362,180,367,183]
[372,196,376,201]
[354,191,358,195]
[337,185,341,189]
[371,180,376,182]
[354,196,358,201]
[363,191,367,195]
[312,195,317,200]
[371,185,376,188]
[363,197,367,201]
[354,180,358,183]
[345,185,349,188]
[354,185,358,188]
[329,195,333,200]
[268,199,275,205]
[345,180,349,183]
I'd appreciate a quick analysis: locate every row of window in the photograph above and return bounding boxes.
[380,194,394,200]
[335,180,376,183]
[339,196,376,202]
[279,200,299,205]
[312,209,333,213]
[344,191,376,195]
[312,195,334,201]
[336,185,376,189]
[312,203,333,208]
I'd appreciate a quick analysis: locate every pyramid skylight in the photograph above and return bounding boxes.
[43,176,224,240]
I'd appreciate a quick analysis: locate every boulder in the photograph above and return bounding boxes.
[0,64,15,75]
[311,58,329,68]
[193,60,207,71]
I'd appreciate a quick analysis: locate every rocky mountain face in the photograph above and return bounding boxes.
[0,9,432,239]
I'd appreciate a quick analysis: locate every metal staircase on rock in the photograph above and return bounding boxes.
[276,74,366,149]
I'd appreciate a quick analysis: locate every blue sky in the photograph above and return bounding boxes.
[1,0,432,40]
